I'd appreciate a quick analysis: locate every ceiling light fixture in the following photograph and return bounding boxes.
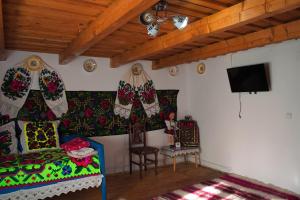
[139,0,189,37]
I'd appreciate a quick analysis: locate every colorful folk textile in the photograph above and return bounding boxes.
[18,121,60,153]
[0,149,100,189]
[70,156,93,167]
[39,67,68,117]
[0,122,18,156]
[0,67,34,118]
[62,138,94,167]
[67,148,96,159]
[2,90,178,137]
[137,79,160,117]
[61,138,90,152]
[153,174,300,200]
[114,68,160,119]
[0,56,68,118]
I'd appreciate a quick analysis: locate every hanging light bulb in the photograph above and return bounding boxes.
[140,12,155,25]
[147,23,160,37]
[173,16,189,30]
[139,1,189,37]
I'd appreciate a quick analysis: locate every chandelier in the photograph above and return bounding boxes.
[139,0,189,37]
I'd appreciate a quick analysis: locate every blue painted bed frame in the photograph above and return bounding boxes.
[0,135,107,200]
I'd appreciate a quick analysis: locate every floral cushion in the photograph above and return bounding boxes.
[0,149,101,189]
[18,120,60,153]
[0,122,18,156]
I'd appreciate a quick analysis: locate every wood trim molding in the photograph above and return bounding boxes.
[152,19,300,69]
[59,0,159,64]
[111,0,300,68]
[0,0,6,60]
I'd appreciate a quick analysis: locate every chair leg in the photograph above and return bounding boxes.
[154,152,158,175]
[139,154,143,179]
[129,152,132,174]
[144,154,147,171]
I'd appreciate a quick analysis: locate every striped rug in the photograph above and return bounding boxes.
[153,174,300,200]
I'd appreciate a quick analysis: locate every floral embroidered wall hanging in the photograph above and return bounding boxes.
[0,55,68,118]
[114,65,160,119]
[2,90,178,137]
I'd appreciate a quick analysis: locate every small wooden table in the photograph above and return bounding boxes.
[160,146,200,172]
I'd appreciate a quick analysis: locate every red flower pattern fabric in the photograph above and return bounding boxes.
[114,68,160,119]
[10,90,178,137]
[18,121,60,153]
[1,67,31,100]
[0,122,18,156]
[84,108,94,118]
[0,58,68,119]
[61,138,90,152]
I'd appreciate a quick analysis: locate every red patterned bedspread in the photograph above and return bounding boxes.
[0,149,101,189]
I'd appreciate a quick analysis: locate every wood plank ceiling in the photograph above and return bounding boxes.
[3,0,300,69]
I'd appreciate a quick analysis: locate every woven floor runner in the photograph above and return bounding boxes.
[153,174,300,200]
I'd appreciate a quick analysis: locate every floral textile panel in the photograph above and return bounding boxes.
[0,90,178,137]
[39,68,64,101]
[117,80,135,106]
[1,67,31,100]
[137,80,156,104]
[0,130,13,155]
[23,121,59,151]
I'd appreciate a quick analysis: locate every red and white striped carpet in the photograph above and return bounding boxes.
[153,174,300,200]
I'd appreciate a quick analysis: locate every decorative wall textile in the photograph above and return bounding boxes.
[2,90,178,137]
[18,121,60,153]
[114,68,160,119]
[0,55,68,118]
[39,67,68,117]
[0,122,18,155]
[0,67,34,118]
[178,120,200,147]
[0,149,100,189]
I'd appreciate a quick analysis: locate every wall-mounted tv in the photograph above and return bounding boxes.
[227,63,270,93]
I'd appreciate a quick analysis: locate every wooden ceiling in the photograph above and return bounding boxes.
[2,0,300,69]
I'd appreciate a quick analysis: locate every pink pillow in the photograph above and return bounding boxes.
[61,138,90,152]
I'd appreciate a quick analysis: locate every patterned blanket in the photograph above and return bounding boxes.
[0,90,179,137]
[0,149,100,189]
[153,174,300,200]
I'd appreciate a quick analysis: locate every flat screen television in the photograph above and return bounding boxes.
[227,63,270,93]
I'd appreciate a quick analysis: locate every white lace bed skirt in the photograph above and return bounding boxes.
[0,175,103,200]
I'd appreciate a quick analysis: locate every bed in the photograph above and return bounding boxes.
[0,135,107,200]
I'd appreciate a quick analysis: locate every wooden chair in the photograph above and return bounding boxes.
[129,122,159,178]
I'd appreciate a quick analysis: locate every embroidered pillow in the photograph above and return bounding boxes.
[18,121,60,153]
[0,121,18,155]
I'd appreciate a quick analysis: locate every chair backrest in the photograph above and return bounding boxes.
[129,122,146,148]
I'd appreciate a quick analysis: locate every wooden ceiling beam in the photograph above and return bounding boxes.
[59,0,159,64]
[6,0,107,17]
[0,0,5,60]
[183,0,228,11]
[169,0,216,14]
[6,45,63,54]
[152,19,300,69]
[111,0,300,68]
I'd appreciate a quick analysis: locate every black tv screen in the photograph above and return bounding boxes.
[227,64,270,93]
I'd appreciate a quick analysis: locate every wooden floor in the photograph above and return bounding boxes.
[49,163,222,200]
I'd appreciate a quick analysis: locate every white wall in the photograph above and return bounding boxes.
[186,39,300,193]
[0,50,189,173]
[2,40,299,193]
